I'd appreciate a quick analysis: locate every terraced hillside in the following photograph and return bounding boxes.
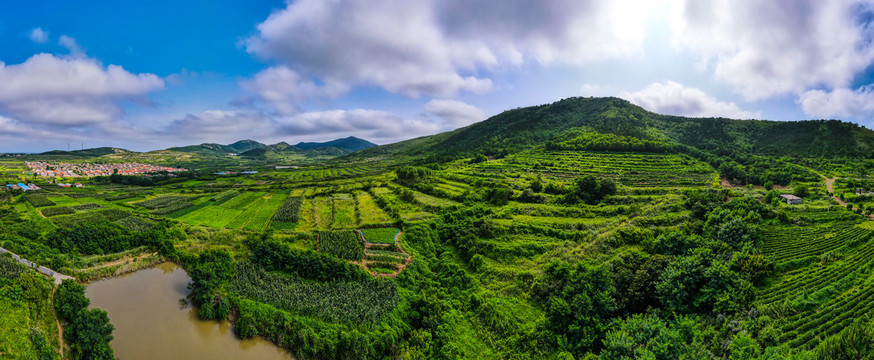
[759,208,874,349]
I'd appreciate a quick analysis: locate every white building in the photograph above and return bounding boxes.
[780,194,802,205]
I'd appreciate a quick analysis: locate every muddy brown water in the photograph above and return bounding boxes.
[85,262,294,360]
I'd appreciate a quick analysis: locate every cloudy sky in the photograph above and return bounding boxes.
[1,0,873,152]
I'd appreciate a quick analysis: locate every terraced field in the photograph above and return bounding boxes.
[177,191,287,230]
[460,151,715,187]
[370,187,431,222]
[759,209,874,349]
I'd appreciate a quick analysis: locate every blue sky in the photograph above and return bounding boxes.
[0,0,873,152]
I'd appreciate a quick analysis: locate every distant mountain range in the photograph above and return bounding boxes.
[37,136,377,158]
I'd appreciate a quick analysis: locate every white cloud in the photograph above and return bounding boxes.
[28,28,49,43]
[157,107,444,146]
[58,35,84,57]
[620,81,759,119]
[243,66,348,115]
[579,83,608,97]
[162,110,276,143]
[243,0,656,102]
[424,99,484,126]
[0,53,164,125]
[276,109,440,141]
[798,86,874,118]
[672,0,874,100]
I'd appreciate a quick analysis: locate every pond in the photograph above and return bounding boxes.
[85,262,293,360]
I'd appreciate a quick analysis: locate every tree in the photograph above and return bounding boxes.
[599,178,617,198]
[543,262,616,356]
[530,177,543,192]
[56,280,90,321]
[716,218,756,250]
[793,184,809,198]
[600,314,707,360]
[486,187,512,206]
[470,154,488,163]
[189,249,234,317]
[68,309,115,360]
[728,331,761,360]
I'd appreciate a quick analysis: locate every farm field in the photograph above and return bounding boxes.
[9,97,874,359]
[757,208,874,349]
[361,227,400,244]
[330,193,357,229]
[448,151,716,188]
[176,191,288,230]
[370,187,431,222]
[354,191,393,227]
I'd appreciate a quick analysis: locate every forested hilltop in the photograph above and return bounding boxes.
[4,97,874,359]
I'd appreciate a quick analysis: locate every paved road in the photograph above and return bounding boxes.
[0,247,74,285]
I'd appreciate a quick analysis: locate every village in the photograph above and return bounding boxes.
[25,161,186,177]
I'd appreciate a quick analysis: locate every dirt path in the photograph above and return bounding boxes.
[356,229,413,278]
[818,174,873,219]
[79,252,157,272]
[52,286,64,358]
[825,177,847,207]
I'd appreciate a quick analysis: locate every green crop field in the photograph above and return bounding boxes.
[319,230,364,260]
[331,193,357,229]
[243,193,287,231]
[354,191,393,227]
[9,96,874,359]
[361,227,399,244]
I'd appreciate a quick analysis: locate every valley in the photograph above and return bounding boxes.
[3,97,874,359]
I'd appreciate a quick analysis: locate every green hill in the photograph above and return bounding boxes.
[227,139,266,153]
[166,143,239,156]
[39,147,133,157]
[349,97,874,161]
[294,136,377,152]
[239,141,348,160]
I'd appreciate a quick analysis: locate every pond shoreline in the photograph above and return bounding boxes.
[85,262,295,360]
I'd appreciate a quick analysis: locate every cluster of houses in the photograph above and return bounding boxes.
[5,183,40,191]
[26,161,186,177]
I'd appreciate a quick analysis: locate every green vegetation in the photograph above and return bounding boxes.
[134,195,193,215]
[361,227,399,244]
[9,97,874,358]
[40,206,75,217]
[271,196,302,223]
[0,255,60,359]
[228,261,396,324]
[318,230,364,260]
[26,194,56,207]
[56,280,114,359]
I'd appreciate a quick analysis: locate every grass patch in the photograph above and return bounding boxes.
[40,206,75,217]
[362,227,400,244]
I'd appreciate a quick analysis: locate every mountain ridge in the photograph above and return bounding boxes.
[294,136,377,152]
[343,96,874,162]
